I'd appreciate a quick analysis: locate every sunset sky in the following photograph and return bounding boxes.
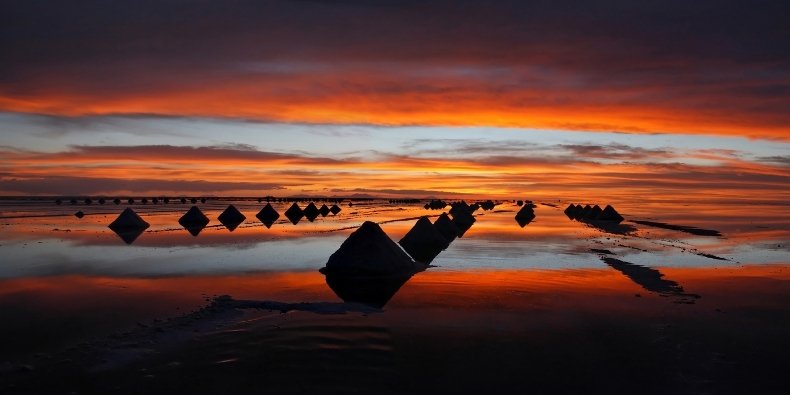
[1,0,788,200]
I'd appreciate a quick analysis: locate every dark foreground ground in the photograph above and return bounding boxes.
[2,279,789,395]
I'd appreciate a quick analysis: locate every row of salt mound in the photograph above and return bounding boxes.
[564,203,624,223]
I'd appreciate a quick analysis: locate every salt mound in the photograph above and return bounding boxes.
[398,217,450,264]
[322,221,417,276]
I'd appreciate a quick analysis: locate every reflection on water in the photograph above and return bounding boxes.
[325,273,413,308]
[0,197,789,393]
[602,257,701,303]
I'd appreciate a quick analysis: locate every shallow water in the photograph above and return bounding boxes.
[0,198,788,394]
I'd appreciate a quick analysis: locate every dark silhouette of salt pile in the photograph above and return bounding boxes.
[74,211,85,218]
[190,198,198,204]
[578,204,592,219]
[515,205,536,227]
[113,198,121,205]
[321,221,418,277]
[563,204,578,218]
[426,199,447,210]
[329,204,342,215]
[127,198,135,204]
[84,198,92,205]
[108,208,150,244]
[141,198,148,204]
[451,210,476,237]
[179,206,210,236]
[285,203,304,225]
[98,198,106,204]
[55,199,62,205]
[480,200,495,211]
[303,202,320,222]
[256,203,280,228]
[567,203,624,224]
[449,201,470,216]
[164,198,170,204]
[399,216,450,264]
[319,204,330,217]
[217,205,246,231]
[598,205,624,223]
[70,199,77,205]
[152,198,159,204]
[586,205,603,220]
[469,203,481,212]
[434,213,460,243]
[180,198,187,204]
[517,200,523,206]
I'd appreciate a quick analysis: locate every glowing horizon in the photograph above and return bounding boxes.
[0,1,787,199]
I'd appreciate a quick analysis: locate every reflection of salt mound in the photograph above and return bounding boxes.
[480,200,495,210]
[303,202,320,221]
[434,213,460,243]
[329,204,341,215]
[217,205,246,231]
[75,211,85,218]
[179,206,209,236]
[323,221,417,276]
[285,203,304,225]
[564,204,577,217]
[319,204,330,217]
[597,205,624,223]
[515,205,535,227]
[324,272,412,309]
[256,203,280,228]
[399,217,450,264]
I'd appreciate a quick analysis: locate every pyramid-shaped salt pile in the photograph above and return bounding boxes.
[578,205,592,219]
[319,204,330,217]
[515,205,536,227]
[586,205,603,220]
[109,208,149,230]
[322,221,416,276]
[285,203,304,225]
[597,205,624,223]
[564,204,577,217]
[256,203,280,228]
[303,202,320,222]
[217,204,246,231]
[329,204,341,215]
[399,217,450,264]
[434,213,460,243]
[449,201,470,216]
[451,210,476,237]
[75,211,85,218]
[480,200,495,211]
[108,208,150,244]
[179,206,209,236]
